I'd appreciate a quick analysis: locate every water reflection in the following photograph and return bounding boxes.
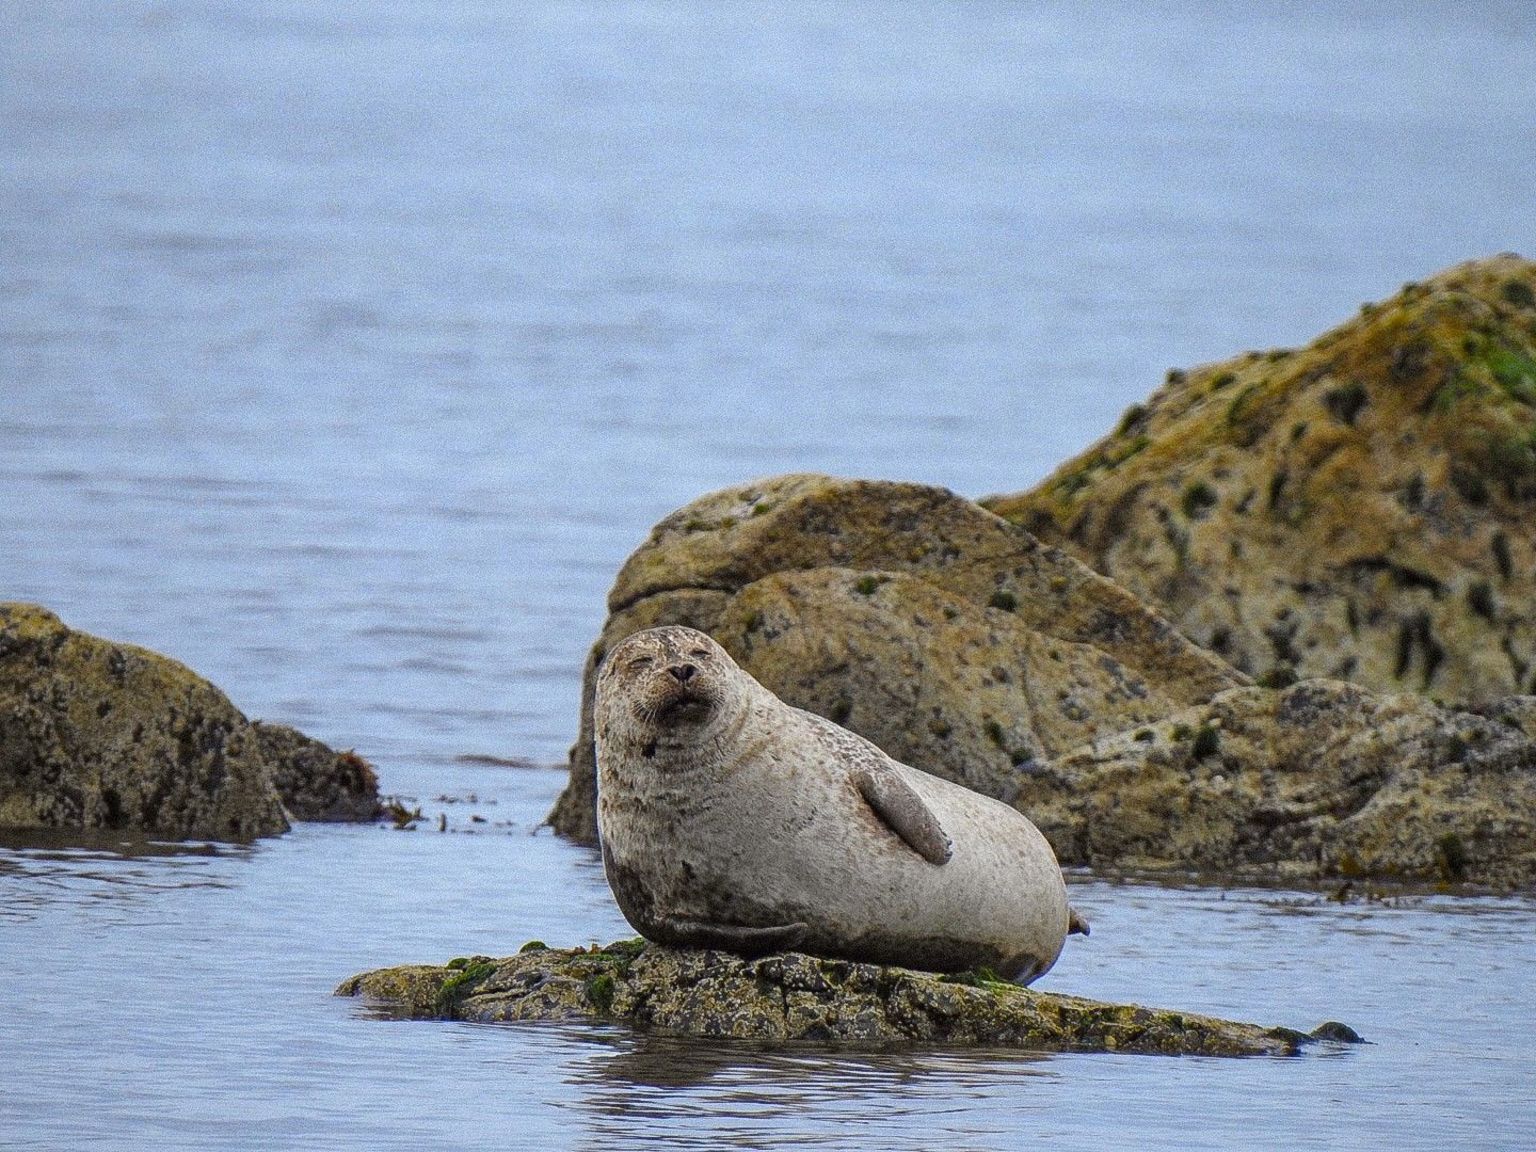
[0,830,251,923]
[561,1031,1053,1152]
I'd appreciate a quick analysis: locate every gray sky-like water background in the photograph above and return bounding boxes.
[3,2,1534,1148]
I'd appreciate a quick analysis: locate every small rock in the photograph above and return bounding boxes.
[337,939,1343,1058]
[252,721,382,822]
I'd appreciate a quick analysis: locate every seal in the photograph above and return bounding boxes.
[594,625,1083,983]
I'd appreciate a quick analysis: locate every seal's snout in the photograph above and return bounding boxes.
[669,663,697,683]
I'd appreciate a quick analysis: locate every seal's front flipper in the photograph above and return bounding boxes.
[854,767,952,865]
[651,915,808,956]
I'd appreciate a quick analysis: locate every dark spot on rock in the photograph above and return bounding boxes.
[1266,470,1288,512]
[1342,557,1444,598]
[1435,832,1469,881]
[1501,279,1536,309]
[1191,725,1220,759]
[1390,341,1429,383]
[1492,532,1513,582]
[1451,466,1490,505]
[1467,581,1496,621]
[1323,382,1368,426]
[1258,666,1298,689]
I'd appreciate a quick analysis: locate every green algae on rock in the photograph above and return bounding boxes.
[983,254,1536,708]
[0,602,380,840]
[336,940,1352,1057]
[547,475,1246,843]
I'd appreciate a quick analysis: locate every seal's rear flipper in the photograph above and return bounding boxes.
[651,915,809,956]
[854,766,952,865]
[1068,907,1090,936]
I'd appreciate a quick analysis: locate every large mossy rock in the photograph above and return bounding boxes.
[984,254,1536,706]
[547,476,1246,842]
[1018,679,1536,889]
[337,940,1352,1056]
[0,603,378,840]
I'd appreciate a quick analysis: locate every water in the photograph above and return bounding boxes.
[3,1,1534,1147]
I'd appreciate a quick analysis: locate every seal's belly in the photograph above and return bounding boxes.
[659,773,1067,977]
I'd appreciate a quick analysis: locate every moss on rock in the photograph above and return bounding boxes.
[0,603,379,840]
[982,254,1536,707]
[0,603,288,840]
[337,940,1352,1057]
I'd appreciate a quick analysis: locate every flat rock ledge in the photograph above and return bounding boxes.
[335,941,1357,1058]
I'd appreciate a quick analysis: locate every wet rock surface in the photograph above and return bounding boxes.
[337,940,1356,1057]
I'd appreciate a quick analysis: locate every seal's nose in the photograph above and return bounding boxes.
[668,663,696,683]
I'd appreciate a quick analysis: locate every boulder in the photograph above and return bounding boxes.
[253,721,383,822]
[983,254,1536,707]
[0,602,288,840]
[1017,679,1536,889]
[0,603,380,840]
[547,476,1246,842]
[336,939,1356,1056]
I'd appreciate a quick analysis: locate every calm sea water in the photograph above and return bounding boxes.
[4,2,1534,1148]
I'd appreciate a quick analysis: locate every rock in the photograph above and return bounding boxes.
[252,721,382,822]
[0,602,288,840]
[1016,679,1536,888]
[548,475,1246,841]
[1468,695,1536,744]
[0,603,382,840]
[983,254,1536,707]
[336,939,1352,1057]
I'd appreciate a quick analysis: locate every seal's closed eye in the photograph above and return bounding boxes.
[625,656,654,672]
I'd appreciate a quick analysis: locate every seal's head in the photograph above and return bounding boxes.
[595,626,744,754]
